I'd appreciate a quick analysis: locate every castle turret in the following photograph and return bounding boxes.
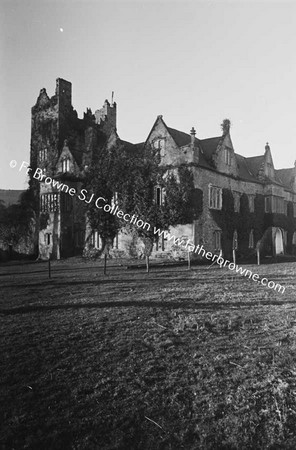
[56,78,72,115]
[94,98,117,135]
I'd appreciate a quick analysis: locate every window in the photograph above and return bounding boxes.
[248,195,255,213]
[39,148,47,162]
[273,196,285,214]
[265,196,271,213]
[284,200,288,215]
[233,191,241,213]
[209,184,222,210]
[44,233,51,245]
[233,230,238,250]
[294,203,296,218]
[90,230,100,248]
[224,148,231,165]
[249,229,254,249]
[62,158,70,173]
[214,230,222,251]
[40,194,59,212]
[111,191,118,207]
[155,186,163,206]
[293,232,296,245]
[153,138,165,150]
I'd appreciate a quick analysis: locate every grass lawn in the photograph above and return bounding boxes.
[1,258,296,449]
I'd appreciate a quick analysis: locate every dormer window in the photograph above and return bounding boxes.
[153,138,165,152]
[62,158,70,173]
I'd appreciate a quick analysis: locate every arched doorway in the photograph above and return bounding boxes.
[275,228,284,255]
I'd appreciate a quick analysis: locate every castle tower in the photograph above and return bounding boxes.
[94,99,117,135]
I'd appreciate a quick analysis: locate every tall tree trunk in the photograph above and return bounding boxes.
[188,251,191,270]
[104,253,107,275]
[146,255,150,273]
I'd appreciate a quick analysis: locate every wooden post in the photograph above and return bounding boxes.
[48,256,51,279]
[232,249,236,266]
[104,253,107,275]
[146,255,150,273]
[188,251,191,270]
[257,248,260,266]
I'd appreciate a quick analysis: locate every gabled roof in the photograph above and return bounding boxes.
[235,154,260,182]
[167,127,198,148]
[199,137,221,161]
[119,139,145,156]
[244,155,264,178]
[275,168,294,189]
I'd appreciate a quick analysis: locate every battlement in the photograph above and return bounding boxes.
[56,78,72,113]
[95,99,117,133]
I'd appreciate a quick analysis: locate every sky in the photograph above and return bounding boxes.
[1,0,296,190]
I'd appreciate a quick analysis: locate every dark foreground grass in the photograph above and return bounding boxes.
[1,258,296,449]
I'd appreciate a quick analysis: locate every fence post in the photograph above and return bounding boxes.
[257,248,260,266]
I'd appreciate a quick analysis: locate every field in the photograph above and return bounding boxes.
[1,257,296,449]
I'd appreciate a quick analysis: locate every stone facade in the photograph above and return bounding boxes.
[30,78,296,261]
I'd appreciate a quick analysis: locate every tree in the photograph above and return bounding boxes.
[0,188,36,257]
[119,145,196,272]
[82,139,132,256]
[84,141,197,272]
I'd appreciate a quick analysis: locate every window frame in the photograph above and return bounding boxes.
[208,184,222,210]
[224,148,231,166]
[249,229,254,249]
[248,195,255,213]
[62,157,70,173]
[233,191,241,213]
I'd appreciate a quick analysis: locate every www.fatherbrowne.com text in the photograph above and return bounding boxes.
[15,161,286,294]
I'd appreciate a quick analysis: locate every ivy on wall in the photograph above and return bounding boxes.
[210,188,296,259]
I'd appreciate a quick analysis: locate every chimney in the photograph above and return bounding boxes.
[190,127,199,164]
[265,142,270,153]
[190,127,196,146]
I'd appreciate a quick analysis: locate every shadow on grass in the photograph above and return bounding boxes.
[1,297,295,315]
[2,270,294,290]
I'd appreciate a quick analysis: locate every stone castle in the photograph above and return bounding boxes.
[30,78,296,261]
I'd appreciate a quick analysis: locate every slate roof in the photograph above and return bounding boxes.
[167,127,197,148]
[275,168,294,189]
[0,189,24,207]
[244,155,264,178]
[199,137,221,161]
[145,117,296,188]
[166,126,221,169]
[235,154,261,182]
